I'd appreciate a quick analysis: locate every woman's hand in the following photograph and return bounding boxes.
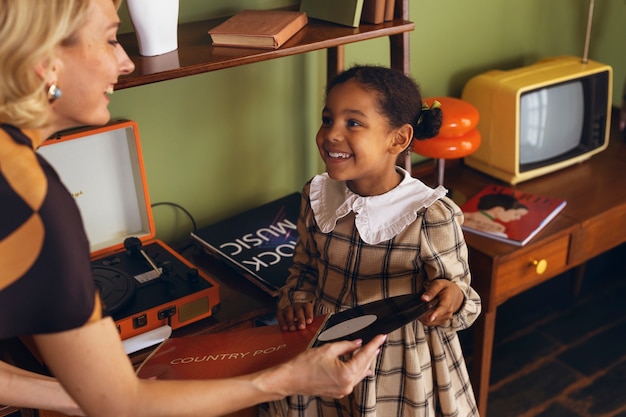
[419,279,465,326]
[259,334,386,398]
[277,302,314,331]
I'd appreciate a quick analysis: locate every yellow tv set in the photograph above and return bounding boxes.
[461,56,612,184]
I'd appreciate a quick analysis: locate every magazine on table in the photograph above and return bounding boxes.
[460,184,566,246]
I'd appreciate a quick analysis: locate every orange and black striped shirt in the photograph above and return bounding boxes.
[0,124,105,339]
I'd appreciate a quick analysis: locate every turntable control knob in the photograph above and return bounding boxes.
[161,261,174,276]
[187,268,200,284]
[159,262,175,288]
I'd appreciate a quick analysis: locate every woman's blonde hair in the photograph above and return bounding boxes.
[0,0,121,129]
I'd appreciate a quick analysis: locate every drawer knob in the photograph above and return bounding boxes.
[531,259,548,274]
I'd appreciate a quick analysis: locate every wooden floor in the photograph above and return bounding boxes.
[460,243,626,417]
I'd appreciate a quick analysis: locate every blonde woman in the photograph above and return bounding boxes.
[0,1,385,416]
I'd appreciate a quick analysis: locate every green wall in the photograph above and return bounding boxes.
[110,0,626,243]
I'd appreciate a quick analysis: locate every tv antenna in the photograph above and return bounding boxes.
[582,0,594,63]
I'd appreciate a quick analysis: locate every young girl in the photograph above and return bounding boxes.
[274,65,481,417]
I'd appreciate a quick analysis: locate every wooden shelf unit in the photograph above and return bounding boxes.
[116,2,414,89]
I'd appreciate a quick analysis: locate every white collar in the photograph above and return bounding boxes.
[310,168,447,244]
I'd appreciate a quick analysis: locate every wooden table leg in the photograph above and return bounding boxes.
[471,308,497,417]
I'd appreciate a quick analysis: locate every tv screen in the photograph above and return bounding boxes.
[519,80,584,165]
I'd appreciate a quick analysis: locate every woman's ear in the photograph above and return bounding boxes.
[389,124,413,155]
[34,57,61,84]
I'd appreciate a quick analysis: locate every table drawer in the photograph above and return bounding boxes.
[570,204,626,262]
[494,235,570,304]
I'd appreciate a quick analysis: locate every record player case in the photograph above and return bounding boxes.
[38,120,221,342]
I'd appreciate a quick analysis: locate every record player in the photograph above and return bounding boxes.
[38,120,220,350]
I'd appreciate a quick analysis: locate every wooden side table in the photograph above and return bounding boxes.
[437,110,626,416]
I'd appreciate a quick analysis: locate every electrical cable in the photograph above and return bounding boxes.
[150,201,198,253]
[151,201,198,232]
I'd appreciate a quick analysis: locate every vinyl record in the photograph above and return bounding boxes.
[311,291,438,347]
[317,314,377,342]
[92,265,136,313]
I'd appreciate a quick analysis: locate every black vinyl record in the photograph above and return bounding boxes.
[312,291,438,347]
[92,265,136,313]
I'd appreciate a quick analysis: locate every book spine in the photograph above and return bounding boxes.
[384,0,395,21]
[274,13,308,48]
[361,0,386,24]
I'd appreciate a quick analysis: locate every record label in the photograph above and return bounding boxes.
[317,315,377,342]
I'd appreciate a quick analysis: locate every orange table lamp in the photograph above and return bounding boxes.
[412,96,481,186]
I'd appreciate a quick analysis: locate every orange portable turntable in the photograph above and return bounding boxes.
[38,120,220,352]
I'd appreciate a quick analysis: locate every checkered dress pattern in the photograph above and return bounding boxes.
[273,181,481,417]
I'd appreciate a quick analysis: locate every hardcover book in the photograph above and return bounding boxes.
[136,293,437,380]
[361,0,385,24]
[460,184,567,246]
[191,193,301,296]
[208,10,308,49]
[300,0,364,28]
[384,0,395,21]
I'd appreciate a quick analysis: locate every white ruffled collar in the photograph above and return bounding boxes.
[309,168,447,244]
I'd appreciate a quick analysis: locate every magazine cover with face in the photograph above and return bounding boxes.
[461,184,567,246]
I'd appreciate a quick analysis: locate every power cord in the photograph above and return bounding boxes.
[150,201,198,253]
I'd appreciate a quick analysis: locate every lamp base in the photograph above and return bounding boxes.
[423,159,468,206]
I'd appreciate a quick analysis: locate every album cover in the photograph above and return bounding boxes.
[136,293,438,381]
[460,184,567,246]
[191,193,301,296]
[136,315,329,380]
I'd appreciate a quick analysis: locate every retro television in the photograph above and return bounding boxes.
[461,55,613,184]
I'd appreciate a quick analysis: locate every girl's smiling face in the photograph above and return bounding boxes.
[316,79,409,196]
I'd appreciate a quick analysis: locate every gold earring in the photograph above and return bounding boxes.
[47,83,62,102]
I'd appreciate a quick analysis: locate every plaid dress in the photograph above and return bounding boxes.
[273,169,481,417]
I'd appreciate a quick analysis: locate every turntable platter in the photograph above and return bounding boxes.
[92,266,136,313]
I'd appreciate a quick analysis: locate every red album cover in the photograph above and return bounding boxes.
[460,184,567,246]
[136,315,329,380]
[136,293,440,380]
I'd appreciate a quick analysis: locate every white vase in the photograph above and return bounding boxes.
[127,0,179,57]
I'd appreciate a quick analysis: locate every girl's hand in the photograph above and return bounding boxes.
[419,279,465,326]
[277,302,314,331]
